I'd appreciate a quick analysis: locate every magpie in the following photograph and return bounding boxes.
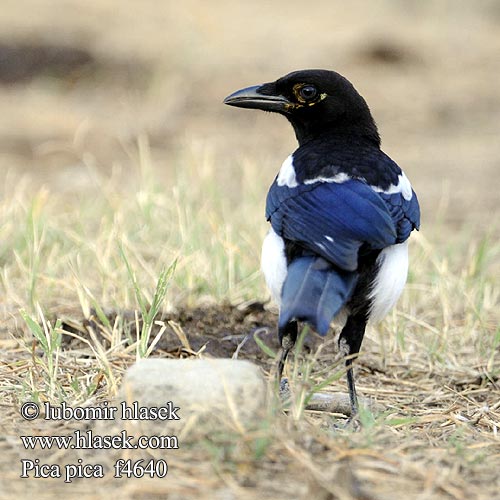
[223,69,420,415]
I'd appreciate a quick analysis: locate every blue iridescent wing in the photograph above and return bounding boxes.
[266,179,398,271]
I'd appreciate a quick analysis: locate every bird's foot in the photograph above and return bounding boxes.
[279,377,291,401]
[328,414,361,432]
[342,413,361,431]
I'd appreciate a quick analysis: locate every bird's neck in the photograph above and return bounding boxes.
[291,122,381,149]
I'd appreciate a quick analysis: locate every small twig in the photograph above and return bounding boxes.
[232,334,250,359]
[280,378,376,416]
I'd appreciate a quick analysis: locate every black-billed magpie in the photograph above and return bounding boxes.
[224,69,420,415]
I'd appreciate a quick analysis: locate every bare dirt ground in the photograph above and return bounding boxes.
[1,1,499,499]
[2,303,499,499]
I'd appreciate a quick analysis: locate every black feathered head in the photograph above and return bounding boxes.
[224,69,380,146]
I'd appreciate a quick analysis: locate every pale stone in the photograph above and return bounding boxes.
[116,358,267,440]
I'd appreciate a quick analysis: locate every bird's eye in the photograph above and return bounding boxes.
[299,85,318,101]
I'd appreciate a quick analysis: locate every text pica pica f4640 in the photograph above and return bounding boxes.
[224,69,420,415]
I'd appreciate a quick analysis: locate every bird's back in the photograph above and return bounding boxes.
[263,138,419,333]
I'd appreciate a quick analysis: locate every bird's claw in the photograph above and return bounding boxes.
[279,377,291,401]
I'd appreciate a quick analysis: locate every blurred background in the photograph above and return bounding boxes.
[1,0,499,235]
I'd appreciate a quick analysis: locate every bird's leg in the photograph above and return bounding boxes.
[277,320,298,385]
[345,353,359,415]
[338,312,368,417]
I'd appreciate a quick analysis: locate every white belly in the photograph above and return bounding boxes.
[368,241,409,323]
[261,228,287,306]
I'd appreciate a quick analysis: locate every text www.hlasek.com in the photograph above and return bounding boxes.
[20,429,179,450]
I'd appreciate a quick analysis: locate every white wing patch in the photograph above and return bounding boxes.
[371,172,413,201]
[277,155,298,188]
[304,172,351,185]
[261,228,288,305]
[368,241,409,323]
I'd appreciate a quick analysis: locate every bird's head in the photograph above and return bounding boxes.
[224,69,380,146]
